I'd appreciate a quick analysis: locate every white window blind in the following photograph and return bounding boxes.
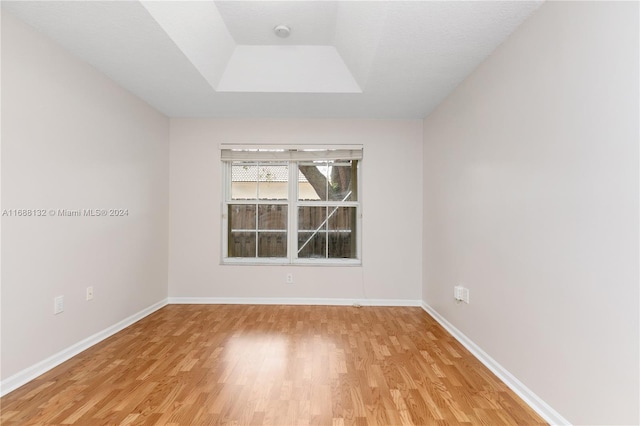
[220,145,363,162]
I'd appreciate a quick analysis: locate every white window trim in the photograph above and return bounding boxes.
[221,146,362,266]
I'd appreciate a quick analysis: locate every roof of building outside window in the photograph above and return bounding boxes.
[232,164,309,182]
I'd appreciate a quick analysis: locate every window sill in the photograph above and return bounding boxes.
[222,258,362,267]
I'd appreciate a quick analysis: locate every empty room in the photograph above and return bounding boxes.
[1,1,638,425]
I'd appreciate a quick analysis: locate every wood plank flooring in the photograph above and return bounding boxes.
[0,305,546,425]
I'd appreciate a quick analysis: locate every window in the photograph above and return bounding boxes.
[222,146,362,265]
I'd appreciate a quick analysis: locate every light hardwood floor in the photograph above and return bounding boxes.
[0,305,546,425]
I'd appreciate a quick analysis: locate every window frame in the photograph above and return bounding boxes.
[221,147,362,266]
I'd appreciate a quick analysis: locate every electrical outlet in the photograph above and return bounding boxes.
[286,273,293,284]
[454,286,464,301]
[454,286,470,303]
[86,286,94,301]
[54,295,64,314]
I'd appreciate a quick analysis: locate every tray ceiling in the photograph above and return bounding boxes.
[2,1,543,118]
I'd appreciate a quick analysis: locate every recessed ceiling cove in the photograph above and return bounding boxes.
[143,1,376,94]
[216,46,362,93]
[2,1,544,118]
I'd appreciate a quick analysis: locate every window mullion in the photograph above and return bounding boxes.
[325,206,329,259]
[289,160,297,263]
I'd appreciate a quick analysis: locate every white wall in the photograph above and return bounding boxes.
[1,12,169,380]
[169,119,422,302]
[422,2,638,425]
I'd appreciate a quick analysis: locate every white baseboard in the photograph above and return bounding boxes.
[168,297,421,307]
[420,302,570,426]
[0,298,168,397]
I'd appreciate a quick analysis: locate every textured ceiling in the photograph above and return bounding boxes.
[2,1,543,118]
